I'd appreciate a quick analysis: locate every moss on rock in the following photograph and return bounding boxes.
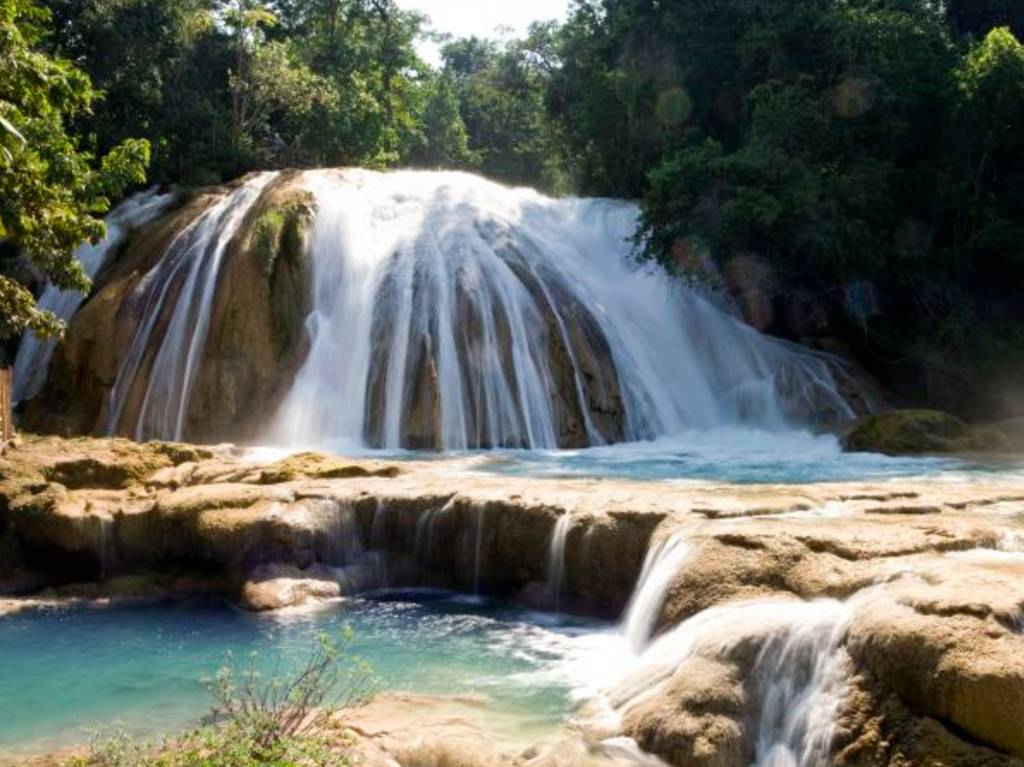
[842,409,1024,455]
[841,410,971,455]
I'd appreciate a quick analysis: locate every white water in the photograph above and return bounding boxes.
[621,532,693,652]
[526,530,856,766]
[272,169,856,450]
[106,174,276,438]
[547,514,573,612]
[12,189,174,404]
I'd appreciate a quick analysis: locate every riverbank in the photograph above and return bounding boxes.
[2,434,1023,765]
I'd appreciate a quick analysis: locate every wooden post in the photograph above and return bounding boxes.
[0,366,13,447]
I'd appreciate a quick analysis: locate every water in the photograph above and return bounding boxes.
[0,526,870,765]
[620,532,692,652]
[12,189,175,404]
[468,428,976,484]
[106,174,276,439]
[547,514,572,612]
[0,593,604,757]
[272,169,856,450]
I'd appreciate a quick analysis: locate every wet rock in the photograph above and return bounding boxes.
[842,410,970,455]
[622,657,751,767]
[239,563,342,611]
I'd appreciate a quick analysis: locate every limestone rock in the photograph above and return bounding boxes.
[847,566,1024,759]
[239,563,343,611]
[621,657,750,767]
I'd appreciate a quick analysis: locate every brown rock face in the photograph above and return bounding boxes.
[847,570,1024,760]
[622,657,751,767]
[22,173,314,443]
[21,193,220,436]
[186,175,314,442]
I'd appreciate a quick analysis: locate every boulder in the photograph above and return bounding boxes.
[847,564,1024,759]
[621,657,750,767]
[842,410,971,455]
[239,563,343,611]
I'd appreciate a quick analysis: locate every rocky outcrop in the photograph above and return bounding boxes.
[21,173,315,443]
[21,192,220,436]
[842,409,1024,455]
[185,177,314,442]
[4,436,1024,765]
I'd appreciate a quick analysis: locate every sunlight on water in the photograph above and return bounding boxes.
[245,427,1001,485]
[0,594,605,756]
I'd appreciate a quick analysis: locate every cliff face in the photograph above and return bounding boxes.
[21,173,315,443]
[2,435,1023,766]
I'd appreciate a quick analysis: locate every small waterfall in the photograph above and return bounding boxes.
[472,505,485,594]
[547,514,572,612]
[621,532,692,652]
[751,602,853,767]
[594,599,854,767]
[13,189,174,404]
[96,516,116,579]
[106,173,276,439]
[317,501,363,566]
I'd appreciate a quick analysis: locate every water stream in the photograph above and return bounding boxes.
[12,189,175,404]
[105,174,276,439]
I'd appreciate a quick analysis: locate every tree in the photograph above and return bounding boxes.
[416,74,475,167]
[0,0,149,341]
[439,28,570,191]
[953,27,1024,282]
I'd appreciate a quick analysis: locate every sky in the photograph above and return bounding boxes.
[399,0,573,65]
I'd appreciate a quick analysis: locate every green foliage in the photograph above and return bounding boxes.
[0,0,149,341]
[38,0,435,182]
[436,25,572,191]
[415,73,475,168]
[78,630,376,767]
[252,196,312,278]
[547,0,1024,387]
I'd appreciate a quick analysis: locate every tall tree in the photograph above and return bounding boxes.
[0,0,149,341]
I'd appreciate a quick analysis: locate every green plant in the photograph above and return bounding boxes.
[203,628,375,749]
[80,629,376,767]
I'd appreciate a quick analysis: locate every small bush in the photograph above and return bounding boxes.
[79,629,376,767]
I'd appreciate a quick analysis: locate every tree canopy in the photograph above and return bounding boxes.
[0,0,149,341]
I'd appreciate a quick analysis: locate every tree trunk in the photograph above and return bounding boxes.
[0,367,13,448]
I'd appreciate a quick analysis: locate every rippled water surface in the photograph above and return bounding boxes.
[0,593,606,756]
[253,428,1018,484]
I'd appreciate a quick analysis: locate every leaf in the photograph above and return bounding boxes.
[0,114,26,146]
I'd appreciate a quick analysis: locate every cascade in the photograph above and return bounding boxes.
[620,532,692,652]
[105,173,276,439]
[751,601,853,767]
[36,168,862,447]
[270,169,857,450]
[12,189,174,404]
[547,514,572,611]
[594,599,854,767]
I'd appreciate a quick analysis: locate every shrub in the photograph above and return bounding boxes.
[79,629,376,767]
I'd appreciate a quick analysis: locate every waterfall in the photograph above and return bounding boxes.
[105,173,276,439]
[272,169,855,450]
[12,189,175,404]
[751,602,853,767]
[547,514,572,612]
[620,532,692,652]
[34,168,860,446]
[590,599,854,767]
